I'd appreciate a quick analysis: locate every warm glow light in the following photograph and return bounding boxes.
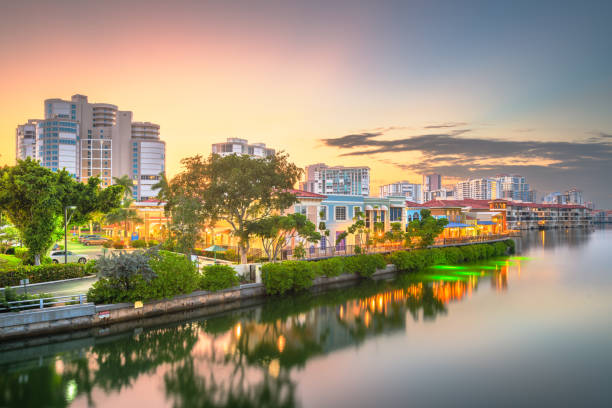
[235,323,242,339]
[277,335,286,353]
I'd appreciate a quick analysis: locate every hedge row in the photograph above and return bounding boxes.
[261,240,515,296]
[389,240,513,273]
[0,263,89,287]
[261,253,387,295]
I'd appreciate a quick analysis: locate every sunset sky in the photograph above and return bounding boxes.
[1,0,611,206]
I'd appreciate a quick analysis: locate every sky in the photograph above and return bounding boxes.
[1,0,611,206]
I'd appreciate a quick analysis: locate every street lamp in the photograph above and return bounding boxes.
[64,206,77,264]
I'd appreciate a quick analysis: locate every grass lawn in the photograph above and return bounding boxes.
[0,254,22,269]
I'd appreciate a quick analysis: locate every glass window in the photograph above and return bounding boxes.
[335,206,347,221]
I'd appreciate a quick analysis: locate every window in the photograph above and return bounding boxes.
[390,207,402,222]
[353,206,361,218]
[294,205,307,215]
[319,206,327,221]
[335,206,347,221]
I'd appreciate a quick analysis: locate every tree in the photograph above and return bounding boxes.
[0,212,20,254]
[247,213,321,262]
[405,209,448,248]
[105,200,144,242]
[113,175,134,202]
[0,159,123,264]
[166,153,302,264]
[336,210,371,253]
[384,222,404,244]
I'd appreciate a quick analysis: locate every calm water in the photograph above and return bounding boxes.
[1,228,611,407]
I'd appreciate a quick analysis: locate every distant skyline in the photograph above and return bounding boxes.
[1,0,611,206]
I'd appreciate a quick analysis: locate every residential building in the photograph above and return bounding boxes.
[131,122,165,200]
[211,138,275,158]
[491,174,535,202]
[301,163,370,196]
[490,199,592,230]
[418,199,506,238]
[15,119,38,160]
[422,174,441,192]
[455,178,499,200]
[17,94,165,196]
[423,188,454,202]
[379,181,422,203]
[542,188,584,206]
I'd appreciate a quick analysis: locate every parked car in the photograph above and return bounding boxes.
[83,237,111,246]
[79,234,101,243]
[49,251,88,264]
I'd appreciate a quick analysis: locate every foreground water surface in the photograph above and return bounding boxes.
[1,227,611,407]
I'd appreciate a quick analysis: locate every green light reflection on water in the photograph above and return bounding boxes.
[431,265,468,270]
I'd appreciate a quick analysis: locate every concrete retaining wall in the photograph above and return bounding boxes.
[0,268,393,342]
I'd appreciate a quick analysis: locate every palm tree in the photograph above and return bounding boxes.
[105,200,144,241]
[113,175,134,203]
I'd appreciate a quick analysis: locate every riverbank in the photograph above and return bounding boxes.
[0,239,514,342]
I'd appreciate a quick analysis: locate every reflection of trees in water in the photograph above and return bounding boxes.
[0,277,466,407]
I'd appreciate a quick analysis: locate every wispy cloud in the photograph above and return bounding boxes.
[321,129,612,205]
[423,122,468,129]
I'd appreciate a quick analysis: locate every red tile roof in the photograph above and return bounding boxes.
[286,189,327,199]
[421,199,491,210]
[405,200,426,207]
[491,199,588,209]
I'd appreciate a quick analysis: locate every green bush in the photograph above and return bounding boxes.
[147,240,159,248]
[200,264,240,291]
[0,264,88,287]
[443,247,464,263]
[146,251,200,298]
[102,240,113,248]
[286,261,317,291]
[112,241,125,249]
[317,257,344,277]
[460,245,475,262]
[389,250,429,273]
[14,247,28,261]
[504,239,516,254]
[356,254,387,278]
[130,239,147,249]
[261,263,294,295]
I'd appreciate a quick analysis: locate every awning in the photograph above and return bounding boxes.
[365,205,374,210]
[445,222,470,228]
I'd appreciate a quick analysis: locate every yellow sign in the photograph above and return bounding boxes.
[134,301,143,309]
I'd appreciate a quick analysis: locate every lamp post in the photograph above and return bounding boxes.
[64,206,77,264]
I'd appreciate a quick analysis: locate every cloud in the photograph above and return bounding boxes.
[423,122,468,129]
[321,130,612,206]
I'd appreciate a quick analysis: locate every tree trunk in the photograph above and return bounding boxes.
[239,244,248,264]
[34,253,40,266]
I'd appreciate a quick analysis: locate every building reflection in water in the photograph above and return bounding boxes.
[0,256,525,408]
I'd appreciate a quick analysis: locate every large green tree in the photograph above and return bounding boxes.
[166,153,302,263]
[405,209,449,248]
[113,175,134,202]
[0,159,123,264]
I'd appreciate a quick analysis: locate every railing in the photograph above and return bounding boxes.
[282,233,513,260]
[1,294,87,312]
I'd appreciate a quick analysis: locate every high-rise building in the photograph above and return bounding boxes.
[301,163,370,196]
[455,178,499,200]
[15,119,38,160]
[422,174,441,192]
[211,138,275,158]
[379,181,422,202]
[542,188,583,205]
[17,94,165,199]
[492,174,535,202]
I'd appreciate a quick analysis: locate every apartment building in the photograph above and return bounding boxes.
[422,174,441,192]
[379,181,422,203]
[492,174,535,202]
[301,163,370,196]
[211,138,275,158]
[490,199,592,230]
[16,94,165,199]
[15,120,38,161]
[455,178,499,200]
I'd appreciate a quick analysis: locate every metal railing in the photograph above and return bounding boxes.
[1,294,87,312]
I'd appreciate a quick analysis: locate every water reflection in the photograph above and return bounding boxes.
[0,255,526,408]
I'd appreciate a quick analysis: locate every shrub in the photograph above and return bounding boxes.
[494,241,507,256]
[504,239,516,254]
[94,249,156,291]
[317,257,344,277]
[443,247,464,263]
[130,239,147,249]
[112,241,125,249]
[356,254,387,278]
[146,251,200,298]
[200,264,239,291]
[261,263,294,295]
[0,264,87,287]
[147,240,159,248]
[286,261,317,291]
[102,240,113,248]
[460,245,475,262]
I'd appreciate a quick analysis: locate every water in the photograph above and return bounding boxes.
[1,228,611,407]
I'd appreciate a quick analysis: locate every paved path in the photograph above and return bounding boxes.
[13,276,97,297]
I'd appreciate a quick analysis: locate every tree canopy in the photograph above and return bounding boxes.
[405,209,449,248]
[0,159,123,264]
[165,153,302,263]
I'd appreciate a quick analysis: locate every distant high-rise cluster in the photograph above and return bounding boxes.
[16,94,165,201]
[379,181,422,202]
[542,188,583,205]
[301,163,370,196]
[211,138,275,158]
